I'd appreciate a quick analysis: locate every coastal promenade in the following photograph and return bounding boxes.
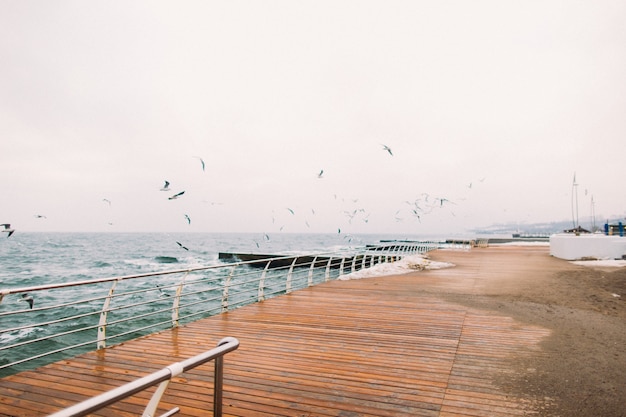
[0,246,585,416]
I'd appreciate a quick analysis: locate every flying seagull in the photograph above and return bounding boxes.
[176,241,189,251]
[1,224,15,237]
[34,214,47,219]
[160,180,170,191]
[155,284,171,298]
[381,144,393,156]
[168,191,185,200]
[184,214,191,224]
[102,198,111,205]
[317,169,324,178]
[21,293,34,309]
[194,156,206,172]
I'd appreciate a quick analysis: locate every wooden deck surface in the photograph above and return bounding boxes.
[0,246,558,417]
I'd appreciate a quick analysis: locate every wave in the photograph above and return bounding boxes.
[0,327,41,345]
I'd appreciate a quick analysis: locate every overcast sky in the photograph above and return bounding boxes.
[2,1,625,236]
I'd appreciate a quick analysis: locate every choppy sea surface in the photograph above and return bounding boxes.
[1,232,432,375]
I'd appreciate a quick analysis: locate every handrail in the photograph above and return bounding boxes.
[1,242,439,376]
[46,337,240,417]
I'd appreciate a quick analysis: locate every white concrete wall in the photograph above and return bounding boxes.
[550,233,626,260]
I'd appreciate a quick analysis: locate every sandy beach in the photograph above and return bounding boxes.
[426,245,626,417]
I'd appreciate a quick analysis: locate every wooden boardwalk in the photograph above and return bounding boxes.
[0,246,557,417]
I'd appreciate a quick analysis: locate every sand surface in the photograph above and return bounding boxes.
[426,246,626,417]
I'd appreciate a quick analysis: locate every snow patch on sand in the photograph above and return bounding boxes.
[571,259,626,268]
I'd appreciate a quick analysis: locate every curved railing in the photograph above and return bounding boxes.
[47,337,239,417]
[0,242,437,377]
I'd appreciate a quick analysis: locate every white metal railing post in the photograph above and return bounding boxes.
[286,258,297,294]
[308,256,318,287]
[324,258,332,281]
[339,257,345,276]
[171,272,188,328]
[258,260,271,301]
[97,280,119,350]
[221,266,236,312]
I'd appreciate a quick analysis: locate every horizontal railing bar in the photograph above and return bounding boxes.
[1,296,177,339]
[0,323,98,354]
[176,307,223,323]
[176,296,222,312]
[101,319,174,343]
[1,308,102,336]
[2,334,102,370]
[1,305,179,356]
[0,292,112,319]
[103,306,175,329]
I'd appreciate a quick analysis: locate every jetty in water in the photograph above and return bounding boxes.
[218,252,341,268]
[218,241,438,268]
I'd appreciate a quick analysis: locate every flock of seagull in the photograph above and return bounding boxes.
[4,145,482,309]
[2,144,472,244]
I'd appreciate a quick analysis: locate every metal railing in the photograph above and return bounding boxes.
[1,242,437,377]
[46,336,239,417]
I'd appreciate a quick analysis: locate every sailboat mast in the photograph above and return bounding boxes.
[571,173,579,229]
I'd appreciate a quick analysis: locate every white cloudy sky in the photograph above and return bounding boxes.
[1,1,625,235]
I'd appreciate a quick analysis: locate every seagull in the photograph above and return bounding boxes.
[160,180,170,191]
[21,293,34,309]
[194,156,206,172]
[34,214,47,219]
[1,224,15,238]
[286,208,295,215]
[317,169,324,178]
[168,191,185,200]
[176,241,189,251]
[102,198,111,205]
[156,284,171,298]
[184,214,191,224]
[381,144,393,156]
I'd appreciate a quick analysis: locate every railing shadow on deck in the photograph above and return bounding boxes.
[1,242,438,377]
